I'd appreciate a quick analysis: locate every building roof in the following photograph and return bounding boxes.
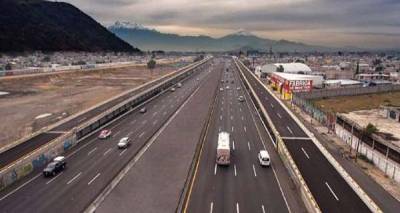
[274,63,312,73]
[272,72,322,81]
[324,79,362,85]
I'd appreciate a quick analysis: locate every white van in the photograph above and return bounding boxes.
[258,150,270,167]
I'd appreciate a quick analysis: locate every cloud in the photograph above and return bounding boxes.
[64,0,400,49]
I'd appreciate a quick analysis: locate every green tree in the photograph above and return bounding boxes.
[277,65,284,72]
[147,59,156,70]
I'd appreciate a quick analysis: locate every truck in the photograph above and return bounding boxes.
[216,132,230,165]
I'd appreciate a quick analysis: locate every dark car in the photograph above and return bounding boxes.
[43,156,66,177]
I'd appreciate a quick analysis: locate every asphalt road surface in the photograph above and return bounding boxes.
[0,63,198,170]
[235,60,370,212]
[187,59,295,213]
[0,60,212,213]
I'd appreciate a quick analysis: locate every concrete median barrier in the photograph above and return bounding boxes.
[0,57,212,191]
[233,58,321,213]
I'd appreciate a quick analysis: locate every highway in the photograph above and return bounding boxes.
[0,60,212,213]
[186,59,297,213]
[0,62,199,170]
[235,60,371,212]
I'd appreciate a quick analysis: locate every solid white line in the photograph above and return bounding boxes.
[271,166,292,213]
[287,126,293,135]
[103,148,112,156]
[67,172,82,185]
[139,132,145,138]
[234,164,237,177]
[252,164,257,177]
[119,149,127,156]
[277,113,282,119]
[301,147,310,159]
[87,147,97,156]
[233,140,235,150]
[325,182,340,201]
[210,202,214,213]
[236,202,240,213]
[214,163,217,175]
[88,173,101,185]
[244,126,247,132]
[247,142,251,151]
[46,172,63,185]
[262,205,266,213]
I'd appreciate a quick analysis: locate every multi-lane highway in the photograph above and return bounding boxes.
[0,60,212,213]
[235,60,371,212]
[186,59,303,213]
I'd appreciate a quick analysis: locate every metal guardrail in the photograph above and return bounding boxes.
[0,57,212,191]
[234,58,321,213]
[235,59,382,213]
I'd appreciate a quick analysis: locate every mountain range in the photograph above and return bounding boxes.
[109,21,336,52]
[0,0,139,52]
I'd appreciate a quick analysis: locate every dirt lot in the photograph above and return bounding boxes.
[312,91,400,113]
[0,62,186,147]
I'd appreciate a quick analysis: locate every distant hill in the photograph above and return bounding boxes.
[0,0,139,52]
[109,21,335,52]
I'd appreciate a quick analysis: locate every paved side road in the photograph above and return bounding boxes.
[96,60,222,213]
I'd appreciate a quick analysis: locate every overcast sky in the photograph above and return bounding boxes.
[64,0,400,49]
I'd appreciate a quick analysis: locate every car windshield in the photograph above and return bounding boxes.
[46,162,57,169]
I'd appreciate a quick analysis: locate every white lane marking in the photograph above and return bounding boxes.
[262,205,266,213]
[232,140,235,150]
[287,126,293,135]
[271,165,292,213]
[301,147,310,159]
[281,137,310,140]
[153,120,158,126]
[214,163,217,175]
[252,164,257,177]
[231,115,233,120]
[139,132,145,138]
[114,130,121,136]
[244,126,247,132]
[88,173,101,185]
[46,172,63,185]
[222,101,224,105]
[236,202,240,213]
[270,103,274,108]
[231,126,234,132]
[210,202,214,213]
[87,147,97,156]
[220,115,222,120]
[103,148,112,156]
[277,113,282,119]
[219,126,221,132]
[67,172,82,185]
[234,164,237,177]
[241,116,244,121]
[119,149,127,156]
[325,182,340,201]
[247,142,251,151]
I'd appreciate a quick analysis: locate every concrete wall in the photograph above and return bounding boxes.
[336,125,400,183]
[296,84,400,100]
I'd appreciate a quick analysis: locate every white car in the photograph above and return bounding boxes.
[118,137,130,149]
[226,86,230,90]
[258,150,270,167]
[177,83,182,88]
[140,107,147,113]
[237,87,241,90]
[170,87,176,92]
[220,87,224,91]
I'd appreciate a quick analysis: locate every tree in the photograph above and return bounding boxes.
[277,65,284,72]
[355,123,378,162]
[354,60,360,78]
[147,59,156,70]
